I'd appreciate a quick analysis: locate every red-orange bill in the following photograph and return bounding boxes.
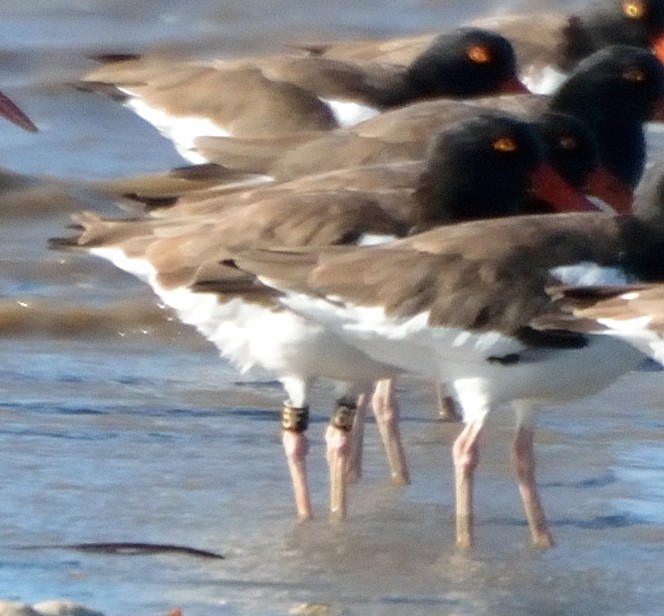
[652,33,664,66]
[651,98,664,122]
[529,163,600,213]
[583,167,633,214]
[0,90,38,132]
[499,75,530,94]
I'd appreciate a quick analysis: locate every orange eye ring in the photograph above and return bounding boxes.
[623,66,647,82]
[558,136,578,150]
[493,137,518,152]
[466,45,491,64]
[623,0,645,19]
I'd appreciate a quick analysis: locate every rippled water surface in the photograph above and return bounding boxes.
[1,1,664,615]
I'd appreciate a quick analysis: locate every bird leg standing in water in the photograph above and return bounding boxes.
[327,398,358,521]
[282,402,313,520]
[345,391,369,483]
[370,378,410,484]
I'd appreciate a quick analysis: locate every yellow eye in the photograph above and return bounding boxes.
[623,66,647,81]
[558,136,578,150]
[493,137,518,152]
[623,0,645,19]
[466,45,491,64]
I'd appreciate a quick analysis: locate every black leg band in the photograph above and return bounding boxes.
[282,403,310,432]
[331,400,357,432]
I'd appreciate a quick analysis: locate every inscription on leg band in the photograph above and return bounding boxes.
[331,401,357,432]
[282,403,310,432]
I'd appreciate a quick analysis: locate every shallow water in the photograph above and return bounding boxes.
[1,1,664,615]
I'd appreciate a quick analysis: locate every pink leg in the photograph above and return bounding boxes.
[452,419,484,548]
[326,400,356,521]
[346,391,369,483]
[282,403,312,520]
[372,379,410,485]
[513,426,554,548]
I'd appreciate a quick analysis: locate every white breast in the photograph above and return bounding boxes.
[122,92,229,163]
[550,262,633,286]
[319,97,381,126]
[521,65,567,95]
[90,246,395,394]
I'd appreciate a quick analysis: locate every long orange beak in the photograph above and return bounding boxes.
[0,90,38,132]
[529,163,600,212]
[647,34,664,122]
[651,33,664,65]
[651,98,664,122]
[499,75,530,94]
[583,167,634,214]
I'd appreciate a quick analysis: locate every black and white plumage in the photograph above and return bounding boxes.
[79,28,527,163]
[225,200,664,547]
[302,0,664,94]
[50,114,601,524]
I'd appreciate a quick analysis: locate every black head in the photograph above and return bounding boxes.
[415,113,547,223]
[532,112,599,189]
[522,112,601,214]
[564,0,664,69]
[531,111,635,214]
[404,28,527,100]
[552,45,664,122]
[577,0,664,55]
[550,45,664,185]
